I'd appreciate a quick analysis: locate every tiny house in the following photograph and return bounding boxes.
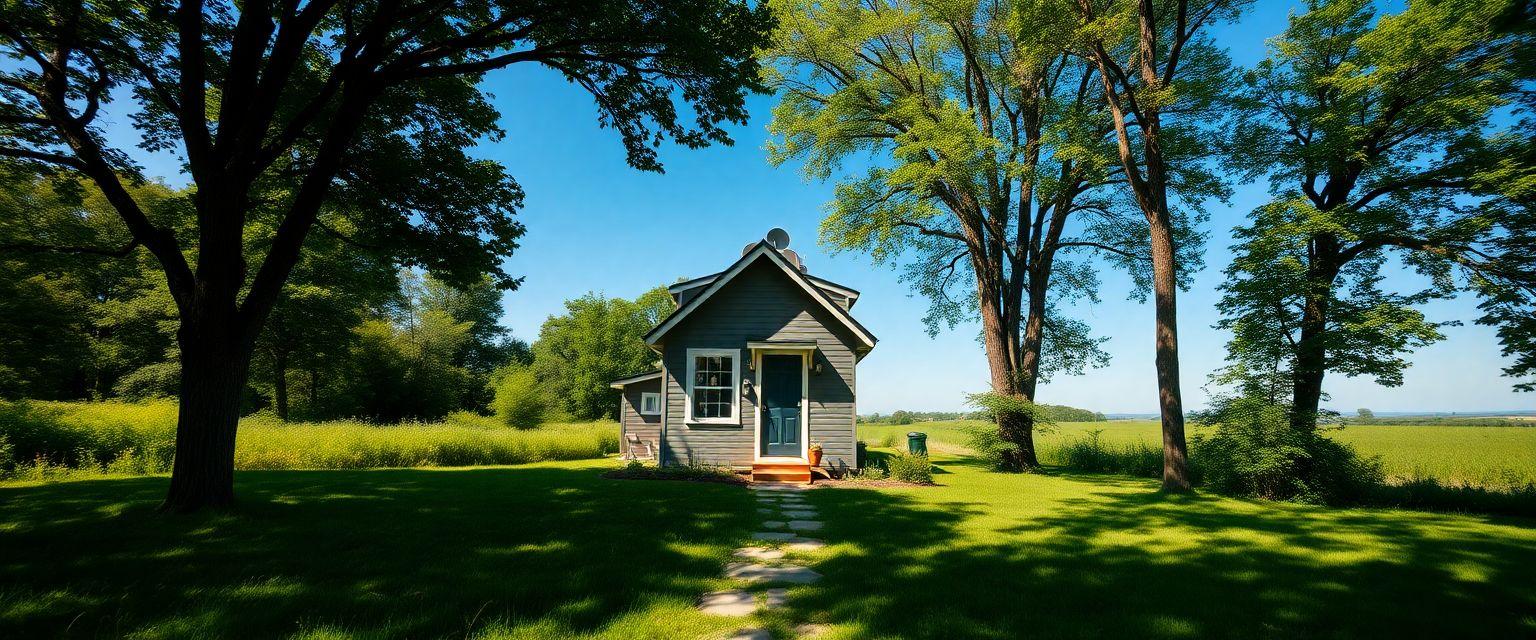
[611,230,877,482]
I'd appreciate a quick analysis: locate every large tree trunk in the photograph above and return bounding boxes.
[978,272,1037,470]
[163,321,252,512]
[1148,218,1191,491]
[1291,239,1339,433]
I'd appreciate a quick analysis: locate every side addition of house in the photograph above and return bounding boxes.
[611,230,877,482]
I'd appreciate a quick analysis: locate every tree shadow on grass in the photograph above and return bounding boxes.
[0,464,758,638]
[778,467,1536,639]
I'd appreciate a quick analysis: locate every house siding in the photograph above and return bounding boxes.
[619,378,662,456]
[660,259,861,470]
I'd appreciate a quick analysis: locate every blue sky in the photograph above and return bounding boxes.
[115,1,1530,415]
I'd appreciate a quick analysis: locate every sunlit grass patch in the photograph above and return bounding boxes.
[0,400,618,481]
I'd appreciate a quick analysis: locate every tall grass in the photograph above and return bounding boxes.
[0,400,619,481]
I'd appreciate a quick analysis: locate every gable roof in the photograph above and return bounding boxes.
[644,241,877,350]
[608,370,662,389]
[668,270,861,308]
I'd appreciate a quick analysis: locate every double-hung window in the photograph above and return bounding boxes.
[686,348,739,424]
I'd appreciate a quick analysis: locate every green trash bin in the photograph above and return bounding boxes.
[907,432,928,456]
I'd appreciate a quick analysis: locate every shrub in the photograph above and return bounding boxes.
[1190,397,1383,505]
[964,423,1019,471]
[490,366,547,429]
[604,460,743,484]
[1058,430,1163,477]
[885,452,934,484]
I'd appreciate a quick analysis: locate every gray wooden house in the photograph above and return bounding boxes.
[610,231,876,482]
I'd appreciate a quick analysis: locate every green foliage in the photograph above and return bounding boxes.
[1190,397,1384,505]
[0,174,181,400]
[530,288,666,420]
[490,365,547,429]
[964,423,1019,471]
[1218,0,1536,407]
[763,0,1134,385]
[1057,430,1164,478]
[0,400,616,479]
[605,460,743,484]
[883,452,934,485]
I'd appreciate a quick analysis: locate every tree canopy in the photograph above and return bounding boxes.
[1,0,774,510]
[1217,0,1536,425]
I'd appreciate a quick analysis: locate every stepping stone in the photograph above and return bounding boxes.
[757,508,775,515]
[724,562,822,584]
[796,623,833,638]
[726,629,773,640]
[763,588,789,609]
[751,483,808,492]
[698,590,757,616]
[762,520,789,529]
[733,547,786,561]
[787,520,823,532]
[752,531,796,541]
[785,538,826,551]
[782,509,818,518]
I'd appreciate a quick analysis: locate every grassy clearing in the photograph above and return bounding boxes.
[0,459,755,639]
[774,452,1536,638]
[0,400,618,480]
[3,456,1533,638]
[862,419,1536,490]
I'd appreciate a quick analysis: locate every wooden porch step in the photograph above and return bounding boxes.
[752,462,812,484]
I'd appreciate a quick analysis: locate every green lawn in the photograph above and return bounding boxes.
[862,420,1536,488]
[4,457,1535,638]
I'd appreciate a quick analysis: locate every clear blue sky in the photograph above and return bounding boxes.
[116,1,1530,415]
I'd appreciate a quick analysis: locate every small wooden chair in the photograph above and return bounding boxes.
[623,433,655,461]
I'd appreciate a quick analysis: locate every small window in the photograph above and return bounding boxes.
[686,348,739,424]
[639,392,661,416]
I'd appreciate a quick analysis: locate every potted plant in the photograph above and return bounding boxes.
[808,442,824,467]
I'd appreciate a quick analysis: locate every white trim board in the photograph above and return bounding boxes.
[668,270,862,306]
[683,347,742,425]
[645,242,877,350]
[608,370,662,389]
[751,348,811,463]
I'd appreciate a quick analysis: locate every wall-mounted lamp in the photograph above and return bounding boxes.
[812,361,823,376]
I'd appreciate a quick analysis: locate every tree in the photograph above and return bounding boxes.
[250,215,398,420]
[0,0,773,510]
[765,0,1169,470]
[0,169,183,400]
[530,288,665,420]
[1071,0,1244,490]
[1356,408,1374,421]
[1218,0,1536,432]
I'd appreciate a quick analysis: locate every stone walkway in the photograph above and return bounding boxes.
[696,482,827,639]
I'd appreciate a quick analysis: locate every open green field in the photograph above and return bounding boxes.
[3,457,1534,638]
[861,419,1536,489]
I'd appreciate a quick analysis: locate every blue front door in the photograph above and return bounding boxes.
[760,354,802,457]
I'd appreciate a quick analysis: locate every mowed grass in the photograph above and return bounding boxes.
[781,453,1536,638]
[0,400,618,479]
[0,459,757,639]
[861,419,1536,489]
[4,457,1535,638]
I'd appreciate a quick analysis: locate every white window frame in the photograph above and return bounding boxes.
[685,348,741,425]
[638,392,661,416]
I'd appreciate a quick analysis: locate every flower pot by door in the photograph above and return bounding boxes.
[809,448,823,467]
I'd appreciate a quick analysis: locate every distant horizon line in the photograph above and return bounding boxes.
[860,408,1536,417]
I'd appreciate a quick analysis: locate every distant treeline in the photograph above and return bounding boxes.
[860,405,1107,425]
[1342,416,1536,427]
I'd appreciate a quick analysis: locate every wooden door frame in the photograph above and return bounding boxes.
[751,348,810,462]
